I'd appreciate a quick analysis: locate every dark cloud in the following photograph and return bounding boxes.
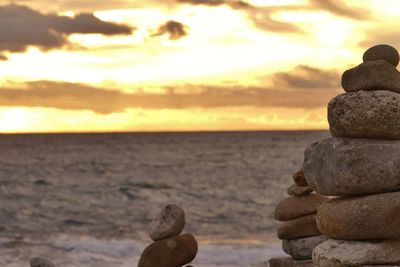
[0,4,133,57]
[309,0,370,20]
[271,65,340,90]
[152,20,188,40]
[0,66,340,113]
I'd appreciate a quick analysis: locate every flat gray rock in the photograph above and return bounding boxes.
[282,235,327,260]
[341,60,400,93]
[313,239,400,267]
[30,257,56,267]
[148,204,185,241]
[328,90,400,139]
[363,44,400,67]
[317,191,400,240]
[303,138,400,196]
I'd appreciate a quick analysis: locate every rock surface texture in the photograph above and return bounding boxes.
[313,239,400,267]
[316,192,400,240]
[303,138,400,196]
[138,234,198,267]
[282,235,327,260]
[341,60,400,93]
[148,204,185,241]
[328,90,400,139]
[278,214,320,240]
[269,257,314,267]
[275,194,328,221]
[363,44,400,67]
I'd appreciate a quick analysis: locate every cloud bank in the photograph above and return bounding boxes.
[0,4,134,59]
[0,66,340,113]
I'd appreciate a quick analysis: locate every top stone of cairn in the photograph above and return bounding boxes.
[363,44,400,67]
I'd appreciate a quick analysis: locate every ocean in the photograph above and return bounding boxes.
[0,131,330,266]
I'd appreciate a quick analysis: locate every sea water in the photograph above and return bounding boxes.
[0,131,329,266]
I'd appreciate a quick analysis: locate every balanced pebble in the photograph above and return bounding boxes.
[363,44,400,67]
[148,204,185,241]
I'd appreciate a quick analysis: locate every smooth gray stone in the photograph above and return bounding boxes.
[303,138,400,196]
[313,239,400,267]
[30,257,56,267]
[269,257,314,267]
[282,235,327,260]
[317,192,400,240]
[328,90,400,140]
[341,60,400,93]
[148,204,185,241]
[363,44,399,67]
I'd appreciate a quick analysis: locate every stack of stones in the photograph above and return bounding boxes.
[269,169,329,267]
[138,204,198,267]
[303,44,400,266]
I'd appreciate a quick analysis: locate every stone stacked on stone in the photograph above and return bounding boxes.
[303,44,400,267]
[270,170,328,267]
[138,204,198,267]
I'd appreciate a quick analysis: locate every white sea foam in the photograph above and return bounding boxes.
[0,237,285,266]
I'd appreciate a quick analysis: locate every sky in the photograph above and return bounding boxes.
[0,0,398,132]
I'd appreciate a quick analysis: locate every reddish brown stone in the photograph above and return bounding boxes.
[138,233,198,267]
[286,184,313,197]
[275,194,329,221]
[293,170,308,186]
[278,214,320,240]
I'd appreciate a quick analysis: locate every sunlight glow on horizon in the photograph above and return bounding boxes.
[0,0,394,132]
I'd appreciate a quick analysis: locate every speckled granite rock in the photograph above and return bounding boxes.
[328,90,400,139]
[363,44,399,67]
[341,60,400,93]
[278,214,320,240]
[303,138,400,196]
[317,191,400,240]
[282,235,327,260]
[138,233,198,267]
[313,239,400,267]
[275,194,329,221]
[148,204,185,241]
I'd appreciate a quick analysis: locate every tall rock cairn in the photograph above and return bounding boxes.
[138,204,198,267]
[270,169,329,267]
[304,44,400,266]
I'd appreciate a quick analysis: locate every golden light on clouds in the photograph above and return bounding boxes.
[0,0,396,132]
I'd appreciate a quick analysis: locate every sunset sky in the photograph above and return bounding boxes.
[0,0,397,132]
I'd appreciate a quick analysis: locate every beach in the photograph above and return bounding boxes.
[0,131,329,266]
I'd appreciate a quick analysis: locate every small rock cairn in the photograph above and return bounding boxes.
[138,204,198,267]
[304,44,400,266]
[270,169,329,267]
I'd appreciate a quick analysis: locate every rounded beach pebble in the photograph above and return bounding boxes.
[363,44,400,67]
[30,257,56,267]
[328,90,400,140]
[278,214,320,240]
[274,193,329,221]
[138,233,198,267]
[341,60,400,93]
[282,235,327,260]
[303,138,400,196]
[317,191,400,240]
[148,204,185,241]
